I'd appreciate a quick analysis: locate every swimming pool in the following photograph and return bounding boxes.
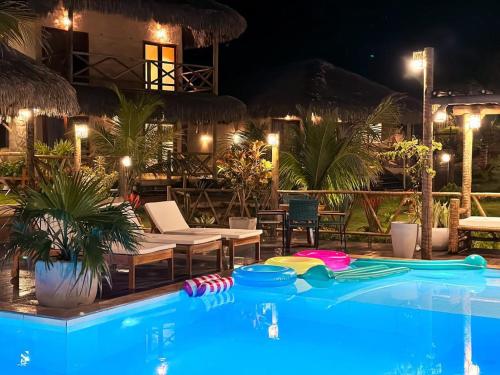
[2,268,500,374]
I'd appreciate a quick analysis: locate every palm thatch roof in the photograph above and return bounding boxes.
[0,43,79,116]
[29,0,246,47]
[238,59,420,123]
[75,85,246,123]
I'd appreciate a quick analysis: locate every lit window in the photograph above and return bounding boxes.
[144,42,176,91]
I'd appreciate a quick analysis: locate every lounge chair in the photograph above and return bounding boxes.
[144,201,262,268]
[107,241,175,290]
[124,206,223,278]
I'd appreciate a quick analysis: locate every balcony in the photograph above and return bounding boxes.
[43,51,215,93]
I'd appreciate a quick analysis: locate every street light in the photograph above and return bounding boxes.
[267,133,280,209]
[73,123,88,172]
[408,47,434,260]
[74,123,89,139]
[121,155,132,168]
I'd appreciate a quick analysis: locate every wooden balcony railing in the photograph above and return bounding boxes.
[43,51,215,93]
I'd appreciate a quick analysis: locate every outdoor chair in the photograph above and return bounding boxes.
[319,195,353,251]
[285,198,319,252]
[144,201,262,269]
[123,205,223,279]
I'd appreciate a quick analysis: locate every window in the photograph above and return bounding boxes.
[144,42,176,91]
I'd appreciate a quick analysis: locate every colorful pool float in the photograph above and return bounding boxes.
[233,264,297,287]
[294,249,351,270]
[301,264,410,282]
[352,254,487,270]
[265,256,324,275]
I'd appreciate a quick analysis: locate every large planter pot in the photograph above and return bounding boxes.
[35,261,98,308]
[391,222,419,258]
[229,217,257,230]
[417,227,450,251]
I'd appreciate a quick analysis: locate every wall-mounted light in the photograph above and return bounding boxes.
[467,114,481,129]
[232,133,241,144]
[17,109,32,121]
[200,134,212,144]
[121,156,132,168]
[74,123,89,139]
[267,133,279,146]
[149,22,170,43]
[441,152,451,163]
[433,110,447,124]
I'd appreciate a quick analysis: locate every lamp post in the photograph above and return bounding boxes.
[120,156,132,200]
[410,47,434,259]
[74,123,88,172]
[441,152,451,184]
[267,133,280,209]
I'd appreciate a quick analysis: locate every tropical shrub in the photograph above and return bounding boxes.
[80,156,118,194]
[0,159,24,176]
[217,139,272,216]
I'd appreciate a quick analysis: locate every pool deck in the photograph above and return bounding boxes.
[1,238,499,320]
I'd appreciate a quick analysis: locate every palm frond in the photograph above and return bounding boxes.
[0,1,36,47]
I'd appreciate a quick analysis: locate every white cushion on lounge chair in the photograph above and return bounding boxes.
[144,201,190,232]
[112,241,175,255]
[459,216,500,230]
[143,233,221,245]
[144,201,263,239]
[167,227,262,240]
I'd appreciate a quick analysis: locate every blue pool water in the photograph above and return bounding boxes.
[1,269,500,374]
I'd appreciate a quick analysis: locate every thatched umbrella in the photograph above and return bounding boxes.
[238,59,420,124]
[75,85,246,123]
[29,0,246,47]
[0,43,79,185]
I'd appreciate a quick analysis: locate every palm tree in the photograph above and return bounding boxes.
[93,87,164,190]
[0,1,36,47]
[280,95,403,203]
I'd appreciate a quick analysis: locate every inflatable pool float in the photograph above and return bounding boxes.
[265,256,324,275]
[294,250,350,270]
[233,264,297,287]
[301,264,410,282]
[352,254,487,270]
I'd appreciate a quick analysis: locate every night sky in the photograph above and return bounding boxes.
[206,0,500,97]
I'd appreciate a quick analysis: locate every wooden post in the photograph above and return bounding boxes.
[119,164,128,200]
[462,114,473,217]
[212,36,219,95]
[449,198,460,253]
[26,117,35,187]
[74,134,81,172]
[420,47,434,260]
[212,122,217,176]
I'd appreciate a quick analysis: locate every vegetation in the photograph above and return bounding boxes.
[92,87,164,189]
[0,1,35,47]
[35,140,74,156]
[280,96,403,205]
[4,172,140,288]
[80,156,118,194]
[0,159,24,177]
[217,137,272,216]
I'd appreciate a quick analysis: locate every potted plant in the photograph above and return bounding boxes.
[217,138,272,229]
[383,138,442,258]
[415,201,449,251]
[4,172,139,308]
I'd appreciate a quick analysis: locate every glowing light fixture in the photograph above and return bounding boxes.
[200,134,212,143]
[232,133,241,144]
[121,156,132,168]
[17,109,32,121]
[149,22,170,43]
[467,114,481,129]
[74,123,89,139]
[409,50,425,73]
[441,152,451,163]
[267,133,279,146]
[311,112,322,124]
[433,110,447,123]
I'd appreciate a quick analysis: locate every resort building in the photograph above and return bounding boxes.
[6,0,247,176]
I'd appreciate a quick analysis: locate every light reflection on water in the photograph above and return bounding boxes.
[1,269,500,374]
